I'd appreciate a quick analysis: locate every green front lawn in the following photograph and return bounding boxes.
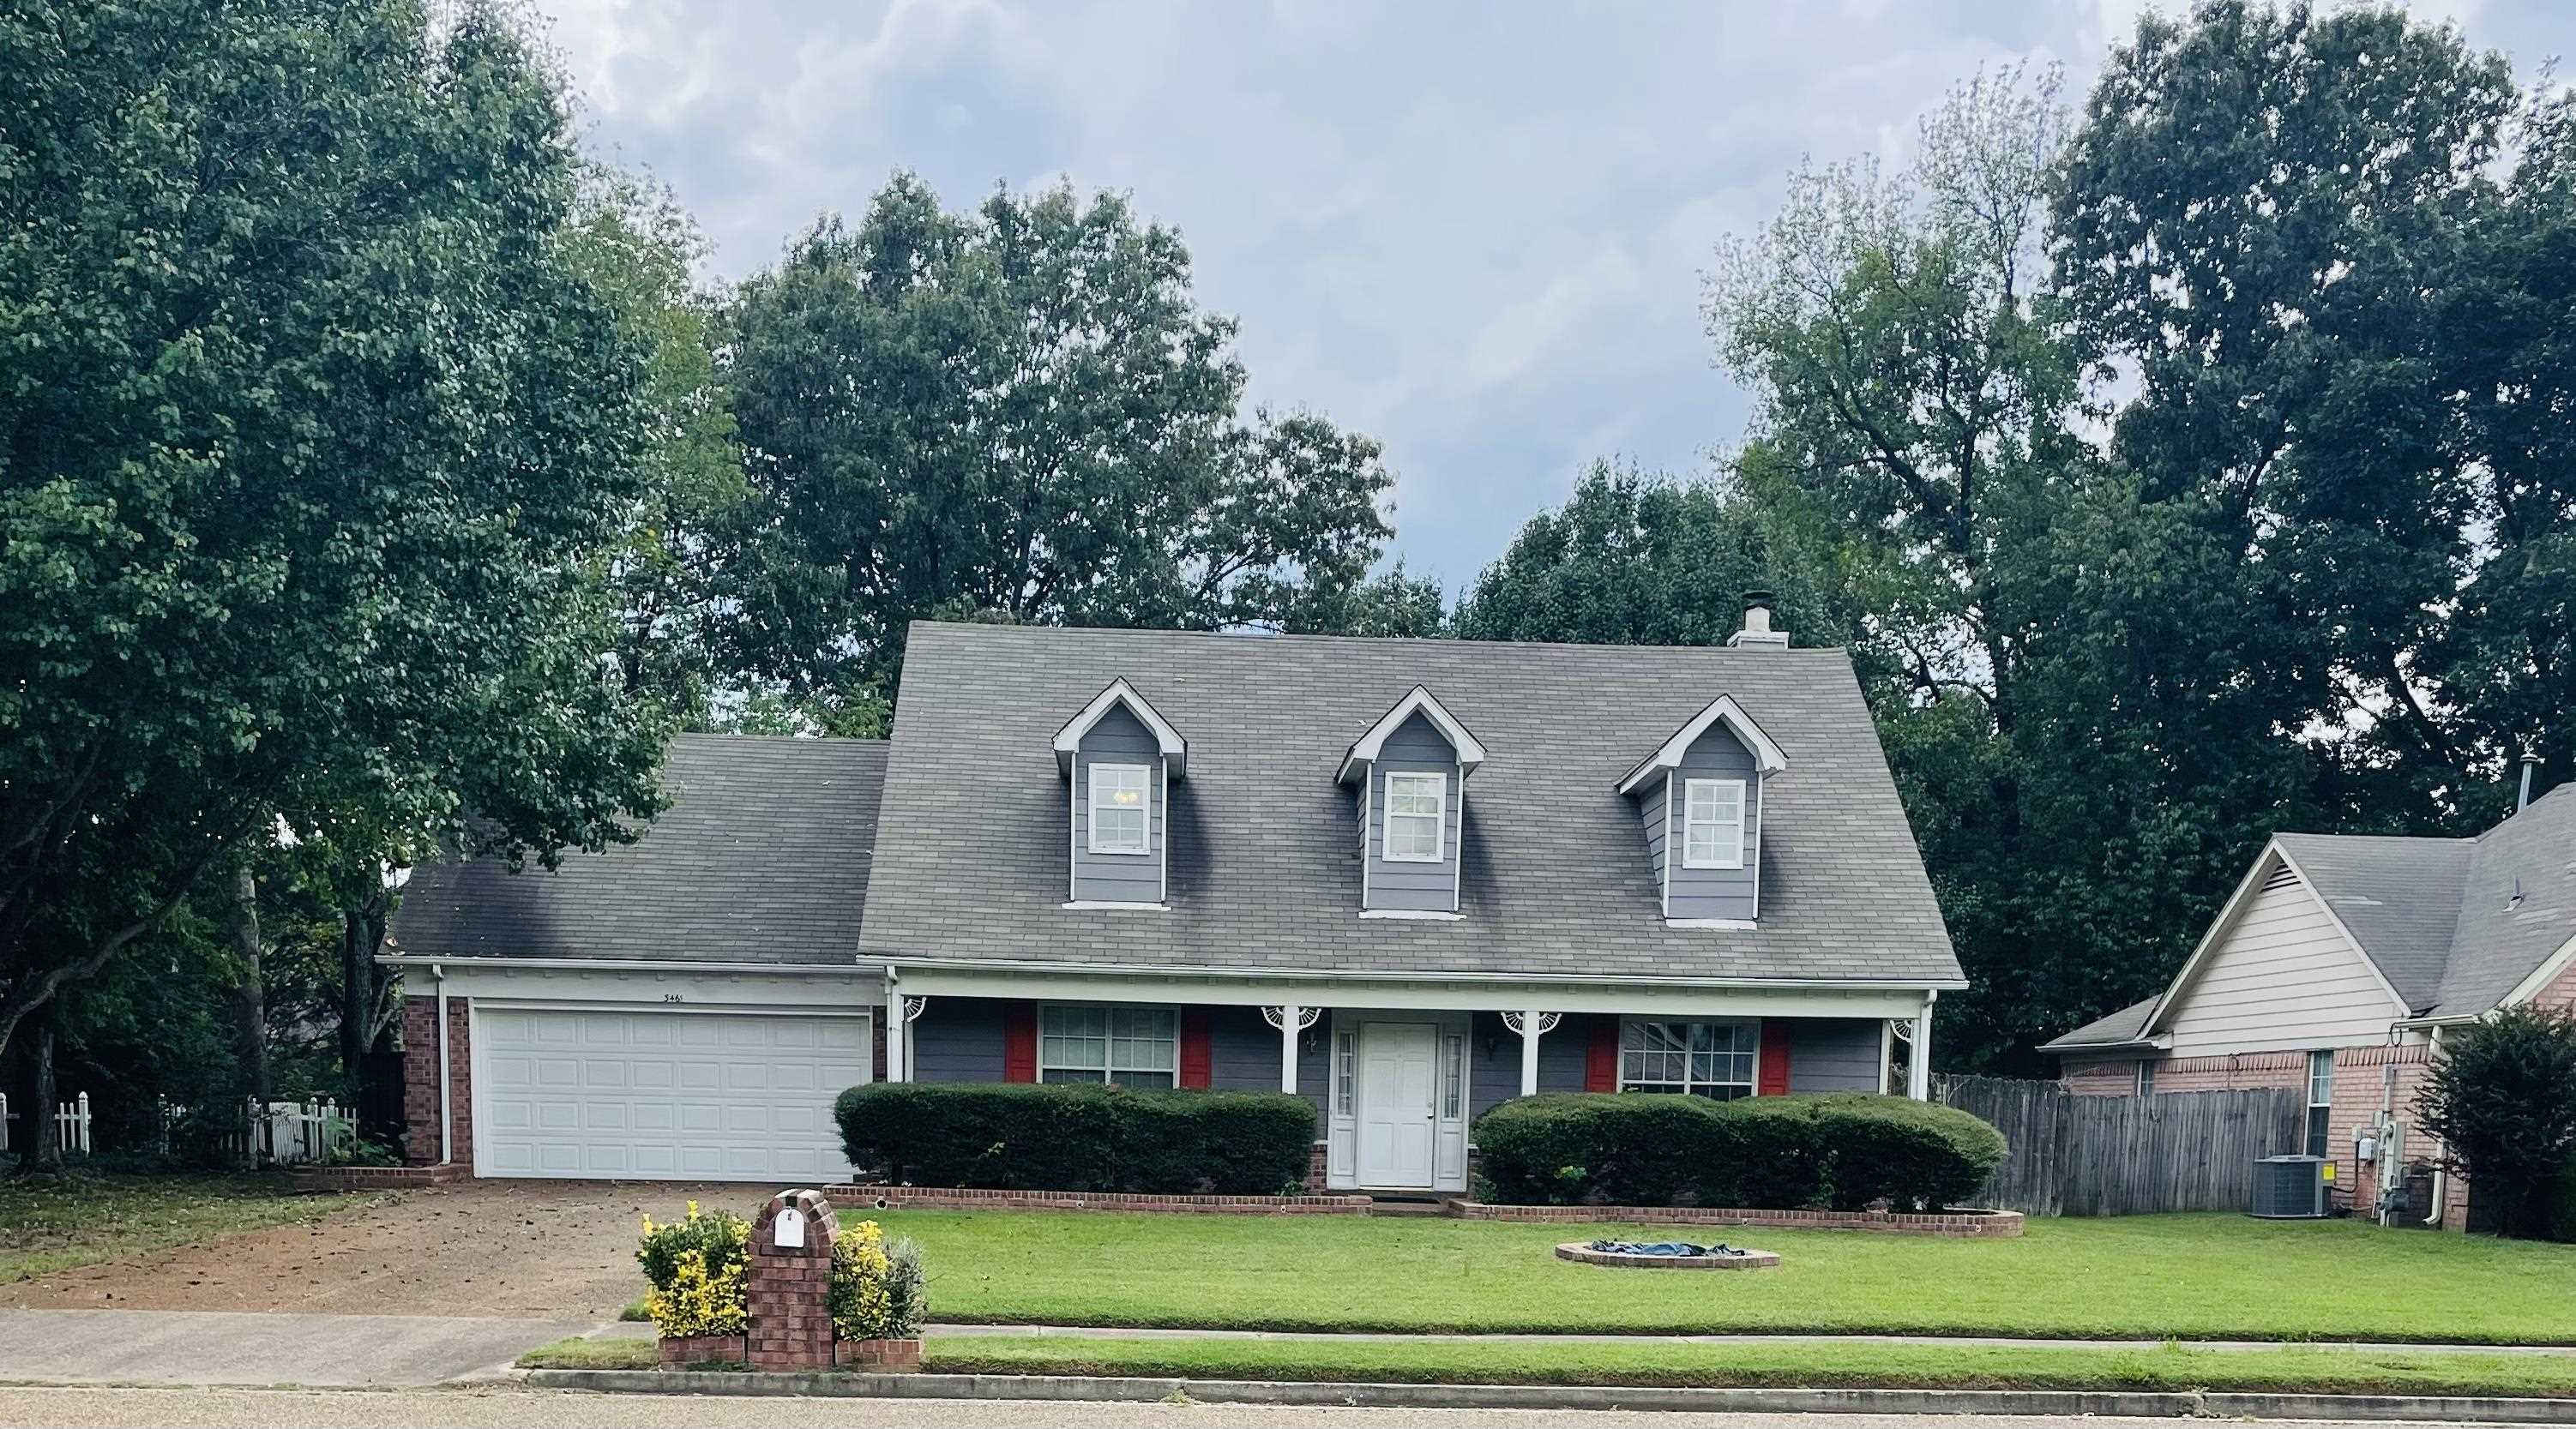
[0,1171,381,1282]
[521,1331,2576,1398]
[852,1209,2576,1344]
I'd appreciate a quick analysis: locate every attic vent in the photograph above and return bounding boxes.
[2263,866,2300,893]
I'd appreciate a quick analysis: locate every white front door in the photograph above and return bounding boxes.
[1357,1020,1438,1187]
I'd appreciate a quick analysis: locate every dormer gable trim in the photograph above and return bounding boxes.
[1052,678,1188,780]
[1614,694,1787,795]
[1337,685,1487,784]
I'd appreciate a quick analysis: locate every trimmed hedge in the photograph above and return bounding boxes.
[835,1082,1316,1195]
[1473,1091,2006,1212]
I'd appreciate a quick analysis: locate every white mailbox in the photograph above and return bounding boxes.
[772,1205,809,1249]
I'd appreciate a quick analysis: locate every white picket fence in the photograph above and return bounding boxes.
[0,1091,91,1156]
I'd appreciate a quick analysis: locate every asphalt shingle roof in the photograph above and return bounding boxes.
[2436,782,2576,1016]
[2274,832,2477,1012]
[2037,995,2160,1053]
[389,734,887,965]
[857,622,1963,985]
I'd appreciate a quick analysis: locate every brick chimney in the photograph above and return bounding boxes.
[1726,589,1790,650]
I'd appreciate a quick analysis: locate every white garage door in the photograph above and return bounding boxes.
[474,1007,870,1180]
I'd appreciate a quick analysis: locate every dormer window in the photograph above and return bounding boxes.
[1053,679,1186,909]
[1339,685,1484,918]
[1384,772,1447,862]
[1681,778,1745,870]
[1619,695,1785,927]
[1088,765,1152,855]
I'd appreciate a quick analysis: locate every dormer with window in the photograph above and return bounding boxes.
[1052,679,1187,909]
[1616,695,1786,928]
[1338,686,1485,918]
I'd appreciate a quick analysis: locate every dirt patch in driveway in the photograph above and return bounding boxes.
[0,1181,763,1318]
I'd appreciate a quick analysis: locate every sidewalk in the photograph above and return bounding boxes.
[0,1308,605,1388]
[918,1323,2576,1356]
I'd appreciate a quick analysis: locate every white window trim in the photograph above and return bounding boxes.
[1382,770,1446,863]
[2136,1061,2157,1096]
[1036,1002,1178,1085]
[1613,1017,1761,1098]
[1680,778,1747,870]
[1086,762,1153,856]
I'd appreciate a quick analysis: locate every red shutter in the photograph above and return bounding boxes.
[1002,1003,1038,1084]
[1585,1015,1620,1092]
[1180,1011,1213,1089]
[1757,1018,1792,1096]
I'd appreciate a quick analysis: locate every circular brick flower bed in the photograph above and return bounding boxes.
[1555,1240,1780,1270]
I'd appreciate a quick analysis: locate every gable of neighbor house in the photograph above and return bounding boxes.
[2155,853,2409,1057]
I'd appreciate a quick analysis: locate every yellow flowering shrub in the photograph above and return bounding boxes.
[828,1218,926,1340]
[636,1201,749,1337]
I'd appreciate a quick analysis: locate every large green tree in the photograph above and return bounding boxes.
[716,176,1397,708]
[0,0,668,1066]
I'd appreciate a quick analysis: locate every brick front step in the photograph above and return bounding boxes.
[288,1162,470,1192]
[833,1186,1372,1215]
[1447,1201,2025,1238]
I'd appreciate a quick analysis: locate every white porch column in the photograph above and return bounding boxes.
[1520,1009,1544,1096]
[883,982,908,1084]
[1279,1005,1303,1094]
[1906,997,1934,1101]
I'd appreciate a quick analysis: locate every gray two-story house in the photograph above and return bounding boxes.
[382,601,1965,1190]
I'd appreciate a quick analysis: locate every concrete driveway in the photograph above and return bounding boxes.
[0,1180,759,1319]
[0,1308,606,1388]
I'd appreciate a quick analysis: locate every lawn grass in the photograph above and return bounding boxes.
[846,1209,2576,1344]
[519,1330,2576,1398]
[520,1336,662,1371]
[0,1170,380,1282]
[927,1335,2576,1397]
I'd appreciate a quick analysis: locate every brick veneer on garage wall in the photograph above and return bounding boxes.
[400,997,472,1168]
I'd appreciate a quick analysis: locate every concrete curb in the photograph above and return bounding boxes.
[524,1368,2576,1421]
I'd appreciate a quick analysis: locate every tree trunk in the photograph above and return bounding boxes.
[230,866,268,1108]
[338,893,388,1104]
[30,1021,59,1173]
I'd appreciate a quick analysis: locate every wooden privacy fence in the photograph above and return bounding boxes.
[1935,1074,2306,1216]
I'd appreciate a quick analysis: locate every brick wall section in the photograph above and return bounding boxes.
[833,1186,1371,1215]
[2534,958,2576,1013]
[400,997,472,1168]
[2063,1051,2306,1097]
[1447,1202,2025,1238]
[746,1190,837,1372]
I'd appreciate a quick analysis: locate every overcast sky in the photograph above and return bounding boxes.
[540,0,2571,592]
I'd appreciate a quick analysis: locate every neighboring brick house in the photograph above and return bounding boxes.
[2043,778,2576,1231]
[380,599,1967,1190]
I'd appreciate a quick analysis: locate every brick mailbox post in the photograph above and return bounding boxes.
[746,1188,837,1372]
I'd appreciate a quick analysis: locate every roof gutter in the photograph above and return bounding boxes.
[377,954,877,976]
[876,953,1966,993]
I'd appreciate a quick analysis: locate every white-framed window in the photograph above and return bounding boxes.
[1681,778,1746,869]
[2136,1061,2157,1096]
[1441,1034,1466,1120]
[1039,1004,1177,1087]
[2306,1049,2333,1158]
[1383,771,1446,862]
[1086,763,1152,855]
[1618,1019,1758,1100]
[1333,1030,1357,1118]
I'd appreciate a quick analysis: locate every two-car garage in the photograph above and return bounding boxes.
[472,1006,870,1181]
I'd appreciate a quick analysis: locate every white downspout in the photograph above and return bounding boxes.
[434,963,453,1166]
[2424,1025,2449,1227]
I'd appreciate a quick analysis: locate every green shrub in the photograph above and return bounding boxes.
[835,1082,1315,1195]
[1472,1092,2004,1211]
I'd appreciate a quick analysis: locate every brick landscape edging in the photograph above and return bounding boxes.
[288,1162,469,1191]
[1447,1201,2025,1237]
[833,1186,1373,1215]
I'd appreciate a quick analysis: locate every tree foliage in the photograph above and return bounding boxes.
[0,0,668,1065]
[715,176,1395,709]
[2420,1007,2576,1239]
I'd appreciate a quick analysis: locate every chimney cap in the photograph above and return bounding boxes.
[1742,588,1777,610]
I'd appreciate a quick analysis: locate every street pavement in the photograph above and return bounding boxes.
[0,1308,601,1388]
[0,1385,2514,1429]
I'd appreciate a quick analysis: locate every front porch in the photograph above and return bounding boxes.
[880,964,1937,1195]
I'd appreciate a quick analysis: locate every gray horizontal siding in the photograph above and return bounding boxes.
[1363,711,1462,913]
[1640,776,1669,893]
[911,996,1008,1083]
[1467,1011,1587,1122]
[1789,1017,1884,1093]
[1071,704,1164,904]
